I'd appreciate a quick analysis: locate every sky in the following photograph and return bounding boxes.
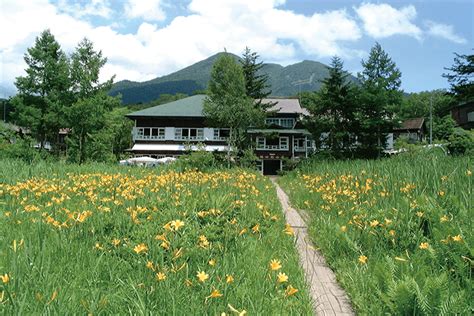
[0,0,472,97]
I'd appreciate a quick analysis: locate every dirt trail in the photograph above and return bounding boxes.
[270,177,354,316]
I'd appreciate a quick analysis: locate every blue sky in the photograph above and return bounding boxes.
[1,0,472,97]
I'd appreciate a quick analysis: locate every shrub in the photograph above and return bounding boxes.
[239,148,259,169]
[175,149,221,171]
[447,128,474,155]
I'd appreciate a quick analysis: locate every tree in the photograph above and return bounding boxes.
[240,47,274,111]
[433,115,456,141]
[75,105,131,163]
[443,52,473,102]
[66,38,120,163]
[396,90,454,121]
[70,38,113,98]
[12,30,70,151]
[305,56,358,157]
[203,53,264,158]
[357,42,402,158]
[66,92,120,163]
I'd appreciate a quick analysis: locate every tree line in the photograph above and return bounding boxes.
[205,44,473,159]
[207,43,405,159]
[5,30,131,163]
[2,30,472,164]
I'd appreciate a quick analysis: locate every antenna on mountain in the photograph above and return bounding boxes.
[292,78,312,98]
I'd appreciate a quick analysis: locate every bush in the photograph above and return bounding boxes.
[0,124,45,162]
[447,128,474,155]
[175,150,221,171]
[394,136,421,153]
[238,148,259,168]
[281,157,301,173]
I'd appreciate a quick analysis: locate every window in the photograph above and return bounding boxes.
[257,137,265,149]
[175,128,182,139]
[280,118,294,128]
[175,128,204,140]
[214,128,230,140]
[468,111,474,122]
[136,127,165,140]
[265,118,295,128]
[294,138,305,151]
[266,118,279,126]
[266,137,279,147]
[151,128,165,139]
[256,136,289,150]
[279,137,289,149]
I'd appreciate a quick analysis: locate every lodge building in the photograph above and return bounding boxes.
[126,95,314,174]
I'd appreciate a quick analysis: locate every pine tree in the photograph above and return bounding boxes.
[306,56,358,157]
[70,38,114,98]
[203,52,264,157]
[66,38,120,164]
[13,29,70,151]
[358,42,402,158]
[443,52,473,102]
[240,47,274,111]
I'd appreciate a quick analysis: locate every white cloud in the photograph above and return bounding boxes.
[56,0,113,19]
[355,3,422,40]
[125,0,166,21]
[0,0,365,90]
[425,20,467,44]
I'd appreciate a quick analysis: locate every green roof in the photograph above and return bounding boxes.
[127,95,206,118]
[126,94,307,118]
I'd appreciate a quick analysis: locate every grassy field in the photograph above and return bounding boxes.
[0,159,313,315]
[280,154,472,315]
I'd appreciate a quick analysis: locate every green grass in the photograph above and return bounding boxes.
[0,159,313,314]
[280,153,473,315]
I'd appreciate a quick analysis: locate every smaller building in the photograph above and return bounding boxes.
[393,117,426,143]
[451,100,474,130]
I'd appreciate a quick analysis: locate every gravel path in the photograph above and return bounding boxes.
[270,177,354,316]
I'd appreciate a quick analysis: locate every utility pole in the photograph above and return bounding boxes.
[2,100,6,122]
[429,95,433,145]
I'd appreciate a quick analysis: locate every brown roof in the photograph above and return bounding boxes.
[395,117,425,130]
[262,98,309,115]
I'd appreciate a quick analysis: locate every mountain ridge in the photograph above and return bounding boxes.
[109,52,356,104]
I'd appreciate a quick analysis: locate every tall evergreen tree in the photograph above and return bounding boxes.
[204,52,264,157]
[66,38,120,163]
[357,42,402,158]
[70,38,113,98]
[305,56,358,157]
[12,29,70,151]
[240,47,274,111]
[443,52,473,102]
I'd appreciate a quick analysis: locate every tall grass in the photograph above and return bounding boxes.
[280,153,472,315]
[0,159,313,314]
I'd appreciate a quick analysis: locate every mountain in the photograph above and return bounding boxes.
[110,52,357,105]
[109,52,239,104]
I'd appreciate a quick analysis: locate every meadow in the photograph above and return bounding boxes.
[0,160,313,315]
[280,153,472,315]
